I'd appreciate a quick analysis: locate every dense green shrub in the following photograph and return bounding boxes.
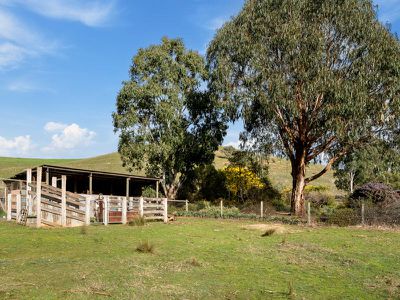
[142,186,158,198]
[271,198,290,212]
[327,208,359,227]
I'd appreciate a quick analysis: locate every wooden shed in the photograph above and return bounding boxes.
[10,165,161,197]
[3,166,169,227]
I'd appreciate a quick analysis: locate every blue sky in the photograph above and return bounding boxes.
[0,0,399,158]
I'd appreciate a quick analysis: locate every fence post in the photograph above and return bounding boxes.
[7,193,12,221]
[85,197,91,226]
[163,198,168,223]
[26,169,32,215]
[104,196,109,226]
[185,200,188,212]
[220,200,223,218]
[16,193,21,222]
[36,167,42,228]
[361,202,365,226]
[260,201,264,219]
[139,197,144,218]
[51,176,57,188]
[307,201,311,226]
[61,175,67,227]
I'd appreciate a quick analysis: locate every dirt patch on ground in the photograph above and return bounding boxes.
[241,223,298,234]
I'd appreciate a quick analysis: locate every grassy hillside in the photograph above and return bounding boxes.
[0,157,78,179]
[0,148,340,195]
[214,148,340,195]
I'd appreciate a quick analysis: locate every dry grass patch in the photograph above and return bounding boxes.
[242,223,298,235]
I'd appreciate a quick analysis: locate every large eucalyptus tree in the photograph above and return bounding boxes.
[207,0,400,215]
[113,37,226,199]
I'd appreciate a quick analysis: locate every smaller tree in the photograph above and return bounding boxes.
[113,37,226,199]
[334,139,400,192]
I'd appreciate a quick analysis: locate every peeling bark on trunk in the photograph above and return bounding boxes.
[290,148,307,216]
[161,172,180,200]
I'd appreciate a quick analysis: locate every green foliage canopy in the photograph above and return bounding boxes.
[207,0,400,214]
[113,37,226,198]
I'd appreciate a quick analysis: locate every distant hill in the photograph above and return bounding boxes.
[0,148,340,195]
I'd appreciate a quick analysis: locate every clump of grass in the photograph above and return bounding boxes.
[136,241,155,254]
[187,257,201,267]
[287,281,296,299]
[129,216,146,226]
[261,228,276,237]
[80,226,88,235]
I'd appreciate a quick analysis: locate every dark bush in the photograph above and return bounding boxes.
[350,182,400,207]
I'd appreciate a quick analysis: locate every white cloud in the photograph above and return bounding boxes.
[0,135,34,156]
[0,42,26,68]
[0,0,115,27]
[6,79,55,93]
[44,122,68,132]
[0,9,58,69]
[43,122,96,152]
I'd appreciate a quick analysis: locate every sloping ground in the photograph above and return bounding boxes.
[56,153,145,175]
[0,148,340,195]
[214,148,340,195]
[0,157,77,179]
[0,153,143,179]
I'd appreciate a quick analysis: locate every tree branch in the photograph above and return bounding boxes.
[305,149,347,183]
[306,136,337,161]
[274,105,296,142]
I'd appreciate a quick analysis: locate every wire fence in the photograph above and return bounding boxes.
[170,199,400,227]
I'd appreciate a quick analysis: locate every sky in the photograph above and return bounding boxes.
[0,0,399,159]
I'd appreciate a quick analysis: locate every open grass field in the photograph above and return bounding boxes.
[0,147,341,195]
[0,218,399,299]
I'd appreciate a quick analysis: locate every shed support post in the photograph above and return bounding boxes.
[163,198,168,224]
[61,175,67,227]
[27,169,32,215]
[156,181,159,199]
[3,186,7,213]
[45,168,49,185]
[220,200,223,218]
[104,196,109,226]
[51,177,57,188]
[36,167,42,227]
[139,197,144,218]
[7,193,11,221]
[122,178,129,224]
[85,197,90,226]
[16,193,21,222]
[89,173,93,195]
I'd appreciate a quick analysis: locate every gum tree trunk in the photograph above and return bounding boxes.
[290,148,307,216]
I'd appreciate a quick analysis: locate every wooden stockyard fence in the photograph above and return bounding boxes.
[3,167,171,227]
